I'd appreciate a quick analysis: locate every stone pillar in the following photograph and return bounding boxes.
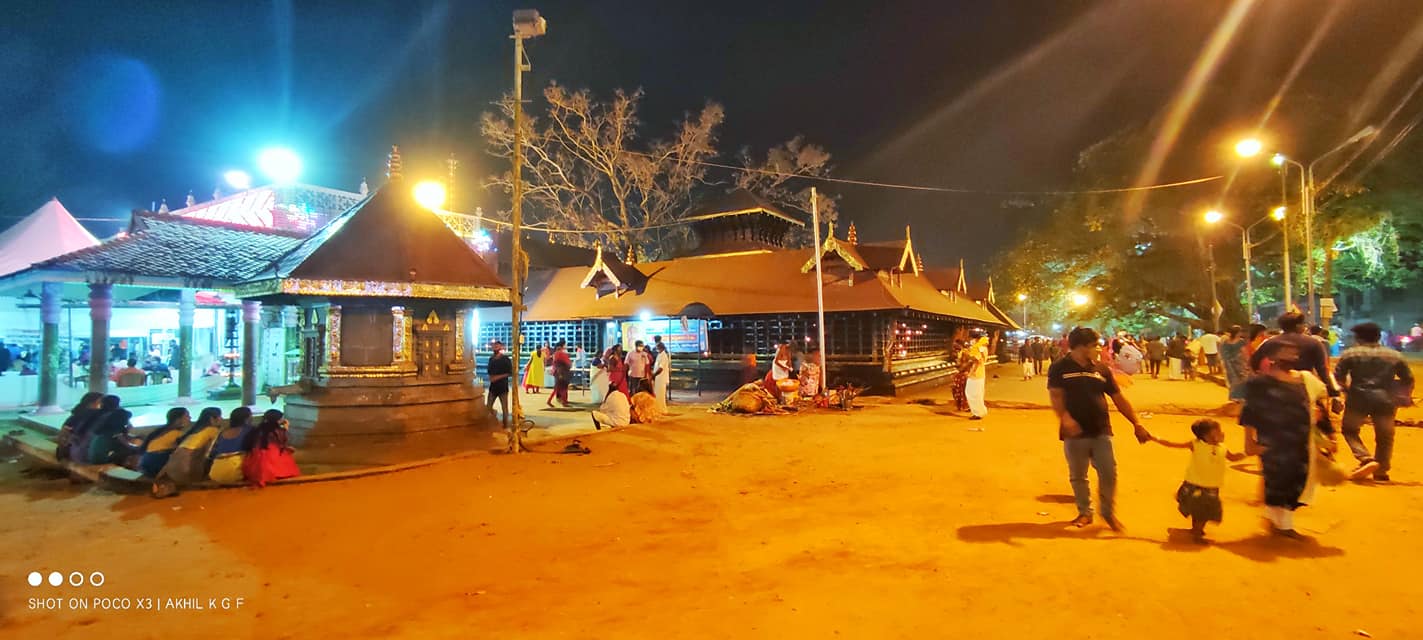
[242,300,261,407]
[36,282,63,413]
[177,289,196,401]
[87,283,113,394]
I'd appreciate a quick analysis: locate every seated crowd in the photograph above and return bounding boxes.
[55,393,301,496]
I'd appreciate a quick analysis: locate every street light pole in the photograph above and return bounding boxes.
[1239,227,1254,323]
[507,9,546,453]
[1207,241,1220,332]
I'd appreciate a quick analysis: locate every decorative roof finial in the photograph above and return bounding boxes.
[386,145,403,182]
[185,191,196,208]
[359,177,369,197]
[847,221,858,244]
[915,253,925,273]
[157,198,169,214]
[446,153,458,210]
[212,186,222,200]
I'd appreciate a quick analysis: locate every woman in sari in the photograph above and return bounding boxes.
[605,345,629,395]
[951,341,971,412]
[547,341,573,408]
[207,407,255,485]
[522,345,545,394]
[242,409,301,488]
[152,406,224,497]
[137,407,190,477]
[1240,344,1334,537]
[1219,325,1249,401]
[55,392,103,462]
[1244,323,1270,369]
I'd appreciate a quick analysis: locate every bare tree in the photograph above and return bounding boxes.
[482,83,724,260]
[735,136,840,246]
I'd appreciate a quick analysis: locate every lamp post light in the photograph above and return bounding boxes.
[507,8,546,453]
[1237,126,1378,323]
[1203,209,1284,324]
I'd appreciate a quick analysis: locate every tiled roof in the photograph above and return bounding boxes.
[253,179,506,289]
[34,213,305,282]
[855,242,909,271]
[169,184,363,234]
[922,267,966,293]
[523,248,1005,325]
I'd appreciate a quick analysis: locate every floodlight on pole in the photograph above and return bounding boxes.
[1204,209,1225,224]
[257,148,302,184]
[223,170,252,191]
[1271,206,1286,221]
[413,180,447,210]
[1234,138,1263,158]
[1271,153,1287,167]
[506,8,546,454]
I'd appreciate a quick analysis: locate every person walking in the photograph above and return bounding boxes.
[1240,343,1335,538]
[1031,337,1048,376]
[1166,334,1187,380]
[1145,335,1167,379]
[1250,312,1342,409]
[1019,339,1034,381]
[547,341,573,408]
[486,341,513,428]
[964,336,989,420]
[1198,330,1222,375]
[1334,322,1413,482]
[1047,327,1152,531]
[1219,325,1248,402]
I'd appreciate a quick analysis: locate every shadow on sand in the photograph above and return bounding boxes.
[1034,494,1076,504]
[958,520,1346,562]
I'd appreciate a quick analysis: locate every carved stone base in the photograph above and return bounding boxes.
[282,375,498,462]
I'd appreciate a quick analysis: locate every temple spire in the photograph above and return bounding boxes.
[359,177,369,197]
[847,221,858,244]
[386,145,402,182]
[212,186,222,200]
[157,198,169,214]
[185,191,196,208]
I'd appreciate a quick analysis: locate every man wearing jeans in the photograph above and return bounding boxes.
[1047,327,1152,531]
[1334,322,1414,483]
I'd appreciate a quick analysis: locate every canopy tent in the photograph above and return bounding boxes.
[0,199,100,277]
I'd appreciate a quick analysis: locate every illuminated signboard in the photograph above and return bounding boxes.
[620,318,707,353]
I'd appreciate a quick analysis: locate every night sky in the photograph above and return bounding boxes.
[4,0,1423,270]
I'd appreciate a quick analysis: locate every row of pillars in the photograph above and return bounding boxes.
[36,283,263,412]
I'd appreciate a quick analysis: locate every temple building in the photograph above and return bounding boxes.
[476,193,1012,393]
[0,149,509,448]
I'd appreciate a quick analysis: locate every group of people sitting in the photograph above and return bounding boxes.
[55,393,301,496]
[590,379,664,430]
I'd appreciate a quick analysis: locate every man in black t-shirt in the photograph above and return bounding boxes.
[1047,327,1152,531]
[486,341,513,428]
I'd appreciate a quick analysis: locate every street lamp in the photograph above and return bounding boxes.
[1237,125,1378,323]
[1203,209,1284,323]
[1070,292,1089,307]
[1017,293,1028,330]
[412,180,447,210]
[506,8,546,453]
[1234,138,1263,158]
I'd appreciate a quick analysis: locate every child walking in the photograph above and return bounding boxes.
[1154,419,1246,544]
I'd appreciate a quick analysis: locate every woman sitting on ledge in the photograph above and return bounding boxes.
[241,409,301,488]
[151,406,224,498]
[55,392,104,462]
[137,408,190,477]
[79,395,138,465]
[207,407,254,485]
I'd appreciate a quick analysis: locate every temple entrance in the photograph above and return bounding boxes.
[415,309,453,378]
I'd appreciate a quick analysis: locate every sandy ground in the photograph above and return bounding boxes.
[3,371,1421,639]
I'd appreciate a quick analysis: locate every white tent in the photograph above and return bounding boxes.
[0,198,101,277]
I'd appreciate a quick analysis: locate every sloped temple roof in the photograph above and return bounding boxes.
[237,179,509,302]
[522,247,1005,325]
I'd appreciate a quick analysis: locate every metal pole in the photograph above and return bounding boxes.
[1279,167,1291,311]
[1304,165,1316,323]
[1208,242,1220,332]
[1241,227,1254,323]
[811,187,828,396]
[508,30,528,452]
[1021,301,1028,330]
